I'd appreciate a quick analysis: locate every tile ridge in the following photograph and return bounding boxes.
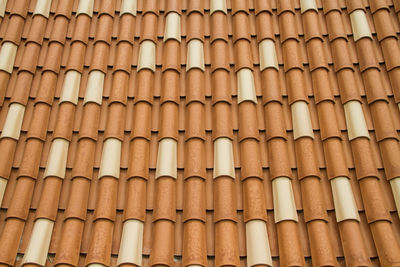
[233,10,272,266]
[256,8,305,266]
[278,4,337,266]
[9,0,29,18]
[210,2,240,266]
[51,0,101,265]
[182,9,207,267]
[65,18,91,74]
[83,2,126,266]
[123,42,155,255]
[324,0,400,265]
[149,6,179,267]
[301,2,371,265]
[347,3,400,234]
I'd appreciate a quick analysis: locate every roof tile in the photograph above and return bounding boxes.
[210,0,227,15]
[300,0,318,13]
[115,16,134,43]
[0,42,17,74]
[260,69,283,104]
[98,139,121,180]
[254,0,272,15]
[98,0,116,16]
[277,0,296,15]
[53,103,75,142]
[381,39,400,72]
[66,42,86,72]
[109,71,129,104]
[237,68,256,104]
[307,39,329,71]
[231,0,249,15]
[323,0,342,14]
[210,41,230,72]
[77,103,100,141]
[163,11,181,42]
[126,138,149,180]
[380,139,400,180]
[33,0,52,19]
[0,139,17,179]
[182,220,207,265]
[286,69,308,104]
[187,0,203,15]
[210,12,228,42]
[212,102,233,139]
[120,0,137,17]
[77,0,94,17]
[186,69,205,104]
[10,0,29,18]
[255,12,274,43]
[148,220,175,266]
[279,12,299,43]
[165,0,181,15]
[282,40,304,72]
[138,14,157,42]
[272,177,298,222]
[21,218,53,266]
[345,0,365,14]
[336,69,362,103]
[42,42,65,74]
[185,102,206,141]
[245,219,272,266]
[0,103,25,140]
[162,40,181,72]
[186,39,205,72]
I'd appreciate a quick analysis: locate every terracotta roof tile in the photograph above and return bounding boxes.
[1,0,400,266]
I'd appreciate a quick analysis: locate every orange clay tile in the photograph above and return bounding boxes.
[0,0,399,266]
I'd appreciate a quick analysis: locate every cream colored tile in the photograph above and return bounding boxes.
[0,42,17,74]
[84,70,105,105]
[291,101,314,140]
[44,138,69,179]
[246,220,272,267]
[237,68,257,104]
[186,39,205,72]
[210,0,227,14]
[259,39,279,71]
[99,138,122,179]
[22,219,54,266]
[33,0,52,18]
[0,177,7,206]
[0,0,7,17]
[343,100,369,140]
[300,0,318,13]
[60,70,81,105]
[156,138,177,179]
[117,219,144,266]
[272,177,298,222]
[350,9,372,42]
[138,40,156,72]
[1,103,25,140]
[213,137,235,179]
[77,0,94,17]
[331,177,360,222]
[163,12,181,42]
[120,0,137,16]
[390,178,400,219]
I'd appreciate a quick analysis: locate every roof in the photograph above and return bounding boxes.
[0,0,399,266]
